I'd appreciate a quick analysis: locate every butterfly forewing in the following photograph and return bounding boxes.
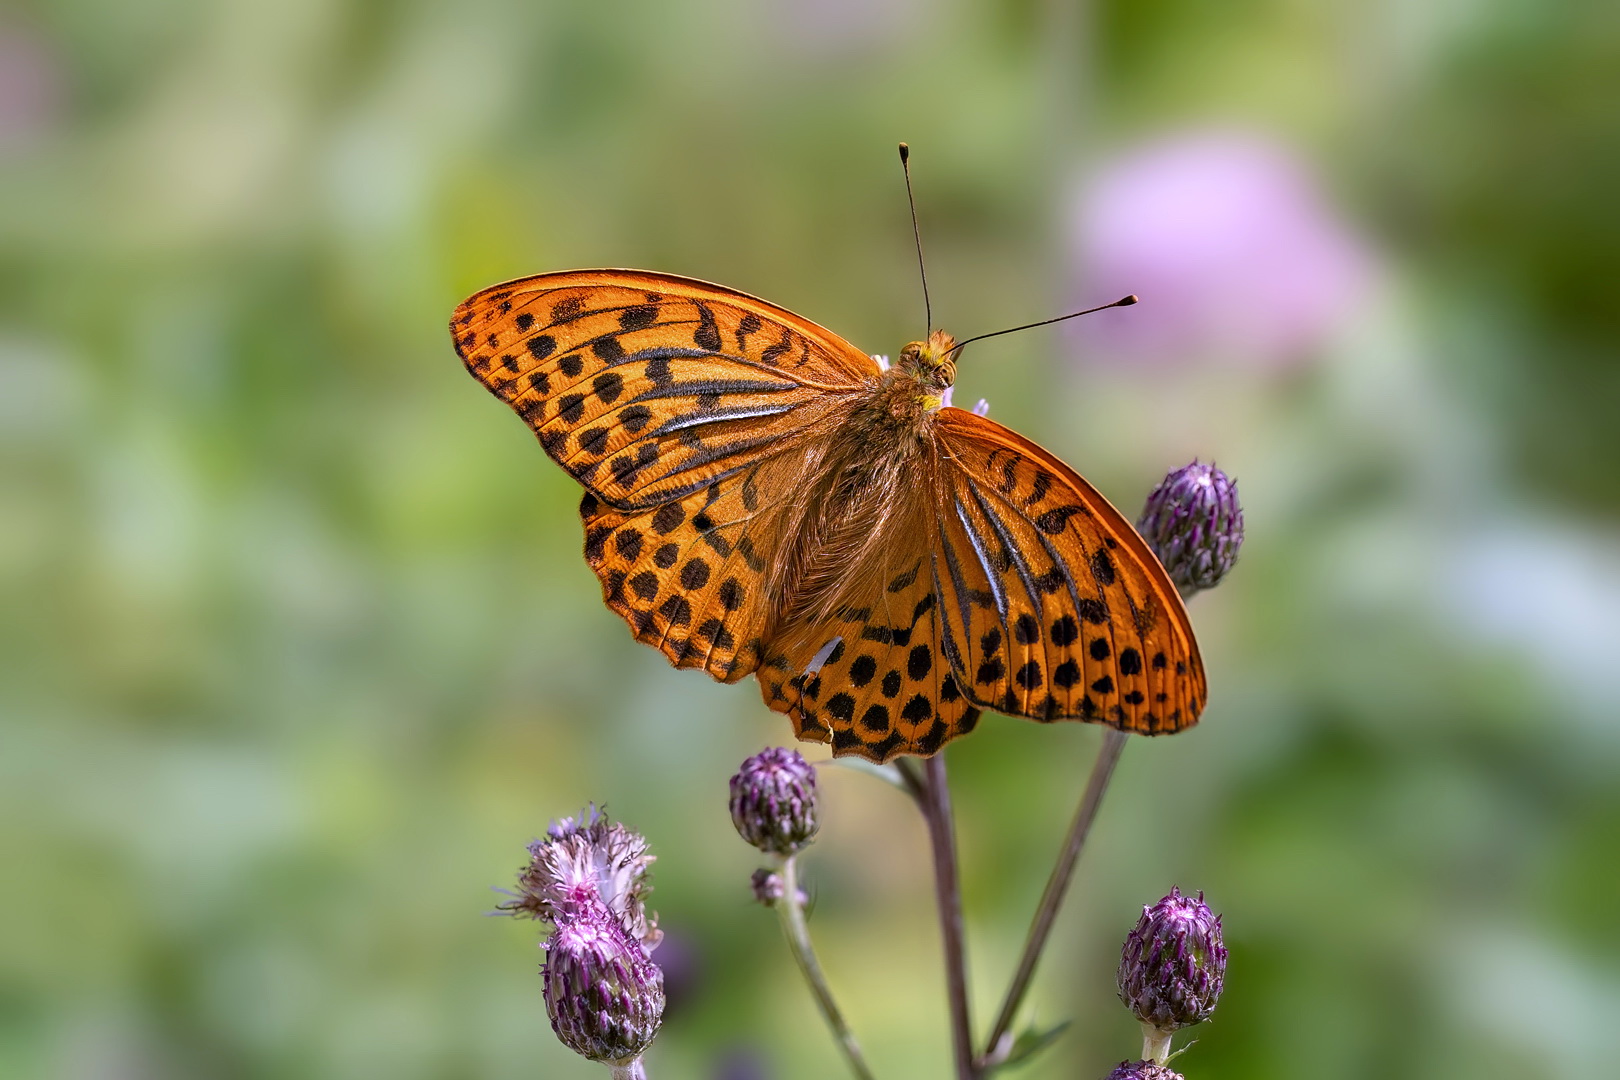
[455,271,879,682]
[931,409,1206,733]
[451,271,877,510]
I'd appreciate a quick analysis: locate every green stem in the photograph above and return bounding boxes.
[1140,1022,1173,1064]
[978,729,1128,1068]
[774,854,877,1080]
[919,749,978,1080]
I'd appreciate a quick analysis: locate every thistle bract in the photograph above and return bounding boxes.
[1136,461,1244,594]
[1117,886,1227,1032]
[542,899,665,1066]
[1103,1061,1185,1080]
[729,748,820,856]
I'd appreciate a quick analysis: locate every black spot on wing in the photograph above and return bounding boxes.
[692,302,722,351]
[761,330,793,365]
[850,655,877,687]
[652,503,685,535]
[1035,505,1086,534]
[619,305,658,330]
[1078,598,1108,624]
[736,312,762,350]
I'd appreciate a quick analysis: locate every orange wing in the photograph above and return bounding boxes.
[930,408,1206,735]
[753,493,984,762]
[576,445,817,684]
[452,270,878,678]
[450,270,877,511]
[746,407,1204,762]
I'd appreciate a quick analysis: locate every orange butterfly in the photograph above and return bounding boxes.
[450,270,1205,762]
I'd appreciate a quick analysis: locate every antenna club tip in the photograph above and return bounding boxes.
[1119,294,1139,306]
[898,142,910,162]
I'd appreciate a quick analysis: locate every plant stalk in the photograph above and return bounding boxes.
[1140,1021,1173,1064]
[919,745,978,1080]
[979,728,1128,1067]
[774,853,877,1080]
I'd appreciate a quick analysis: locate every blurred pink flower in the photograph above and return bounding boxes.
[1069,129,1373,371]
[0,21,62,154]
[766,0,919,54]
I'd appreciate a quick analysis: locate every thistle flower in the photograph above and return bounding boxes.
[1103,1061,1185,1080]
[729,748,820,856]
[1118,887,1227,1044]
[501,806,661,949]
[542,896,665,1068]
[1136,461,1244,595]
[1069,128,1371,373]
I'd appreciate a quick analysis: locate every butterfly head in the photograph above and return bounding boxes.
[899,329,959,401]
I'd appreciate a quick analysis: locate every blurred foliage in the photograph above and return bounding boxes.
[2,1,1616,1079]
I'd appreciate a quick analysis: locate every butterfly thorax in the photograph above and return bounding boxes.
[897,329,959,411]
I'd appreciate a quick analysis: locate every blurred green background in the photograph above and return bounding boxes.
[4,1,1618,1078]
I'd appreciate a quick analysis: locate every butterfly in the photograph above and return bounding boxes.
[450,270,1205,762]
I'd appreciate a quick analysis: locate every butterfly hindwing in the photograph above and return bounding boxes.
[931,409,1206,735]
[756,536,981,763]
[452,271,877,511]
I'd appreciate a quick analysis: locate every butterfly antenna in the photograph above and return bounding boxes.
[945,295,1138,360]
[899,143,932,336]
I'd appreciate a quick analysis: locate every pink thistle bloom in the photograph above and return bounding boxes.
[1070,129,1373,372]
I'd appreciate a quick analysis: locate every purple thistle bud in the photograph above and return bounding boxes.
[542,898,665,1067]
[749,867,810,908]
[1136,460,1244,595]
[750,867,785,906]
[1102,1061,1185,1080]
[500,806,661,949]
[729,748,820,856]
[1117,887,1227,1036]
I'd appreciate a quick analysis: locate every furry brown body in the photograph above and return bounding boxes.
[766,333,958,641]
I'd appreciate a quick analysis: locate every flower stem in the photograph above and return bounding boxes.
[979,728,1128,1068]
[918,745,978,1080]
[609,1059,647,1080]
[774,853,877,1080]
[1140,1021,1173,1064]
